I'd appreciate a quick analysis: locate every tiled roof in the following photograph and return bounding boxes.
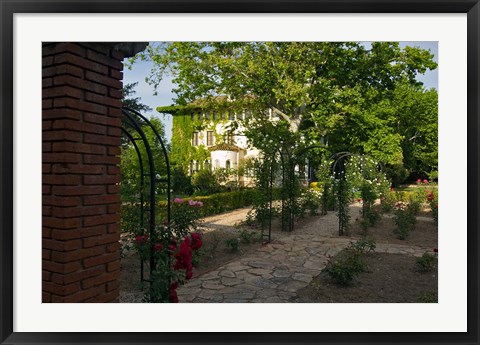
[208,143,242,152]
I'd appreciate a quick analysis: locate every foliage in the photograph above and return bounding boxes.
[300,188,323,216]
[134,42,438,178]
[172,167,194,195]
[191,169,221,195]
[418,291,438,303]
[224,238,240,252]
[393,201,417,239]
[322,238,376,285]
[416,251,437,272]
[239,229,258,244]
[122,82,153,113]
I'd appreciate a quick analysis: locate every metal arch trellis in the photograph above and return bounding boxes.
[121,107,171,293]
[330,151,385,236]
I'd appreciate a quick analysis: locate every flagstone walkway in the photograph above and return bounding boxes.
[177,207,429,303]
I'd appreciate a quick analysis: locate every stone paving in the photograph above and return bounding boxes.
[177,206,431,303]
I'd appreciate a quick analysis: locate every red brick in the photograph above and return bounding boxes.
[83,214,119,227]
[84,133,120,146]
[43,86,82,99]
[83,252,119,268]
[43,238,82,252]
[83,234,119,248]
[51,205,106,218]
[84,113,121,127]
[82,271,119,289]
[108,107,122,117]
[43,164,52,174]
[42,56,54,67]
[53,75,107,95]
[83,154,120,165]
[43,270,52,281]
[52,119,106,135]
[86,49,123,70]
[109,88,122,99]
[42,44,56,57]
[54,43,86,57]
[109,68,123,80]
[107,127,121,137]
[42,120,52,130]
[42,249,51,260]
[53,97,107,115]
[52,164,106,175]
[43,108,82,120]
[108,146,121,156]
[55,52,109,74]
[107,185,121,194]
[51,226,107,240]
[85,70,122,89]
[43,175,81,185]
[43,195,81,207]
[107,204,120,214]
[43,281,80,296]
[52,185,105,196]
[42,206,52,216]
[51,246,105,263]
[51,266,103,285]
[43,130,82,142]
[42,227,52,238]
[51,286,103,302]
[83,175,120,185]
[42,292,52,303]
[107,223,120,234]
[43,153,81,164]
[52,142,106,155]
[43,216,80,229]
[85,92,122,108]
[106,279,120,292]
[107,260,120,272]
[43,64,84,78]
[42,78,53,88]
[106,242,120,253]
[83,194,120,205]
[42,142,52,152]
[111,49,125,61]
[88,290,118,303]
[42,99,53,109]
[107,166,120,175]
[42,185,51,195]
[43,260,81,274]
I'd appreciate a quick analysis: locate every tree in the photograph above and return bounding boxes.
[134,42,438,177]
[122,82,153,113]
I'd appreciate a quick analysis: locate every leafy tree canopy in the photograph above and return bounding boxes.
[133,42,438,178]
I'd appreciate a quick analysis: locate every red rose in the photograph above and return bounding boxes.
[417,179,422,183]
[169,282,179,303]
[153,243,163,252]
[190,233,203,251]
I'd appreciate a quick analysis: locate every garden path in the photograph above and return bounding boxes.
[177,205,431,303]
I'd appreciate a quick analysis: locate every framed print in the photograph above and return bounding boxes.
[1,0,479,344]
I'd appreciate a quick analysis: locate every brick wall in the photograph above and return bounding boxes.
[42,42,145,302]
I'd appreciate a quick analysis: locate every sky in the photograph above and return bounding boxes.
[123,42,438,143]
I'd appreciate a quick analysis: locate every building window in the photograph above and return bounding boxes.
[225,133,234,145]
[204,159,211,170]
[192,132,199,146]
[215,160,220,169]
[225,160,231,172]
[190,113,195,121]
[228,112,235,121]
[189,160,194,175]
[206,131,214,146]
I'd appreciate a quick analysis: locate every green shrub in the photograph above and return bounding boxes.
[239,229,258,244]
[172,167,194,195]
[416,252,437,272]
[192,169,221,195]
[225,238,240,252]
[393,202,417,239]
[322,238,375,285]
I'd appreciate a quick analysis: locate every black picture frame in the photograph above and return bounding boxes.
[1,1,479,344]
